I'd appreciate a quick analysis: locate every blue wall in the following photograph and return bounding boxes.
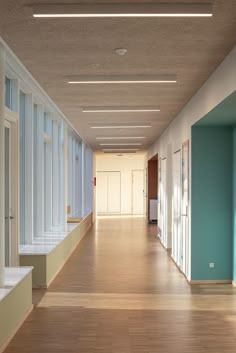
[191,127,233,280]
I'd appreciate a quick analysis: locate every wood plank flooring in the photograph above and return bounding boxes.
[4,216,236,353]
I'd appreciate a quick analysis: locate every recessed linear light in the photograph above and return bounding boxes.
[83,106,160,113]
[102,148,140,151]
[68,75,176,84]
[91,124,151,129]
[100,143,142,146]
[96,137,146,140]
[32,4,213,18]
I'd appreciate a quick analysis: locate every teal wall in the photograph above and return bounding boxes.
[191,127,233,280]
[233,127,236,282]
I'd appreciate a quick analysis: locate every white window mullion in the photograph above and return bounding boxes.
[63,124,68,224]
[44,114,52,232]
[37,104,44,237]
[52,119,59,226]
[24,93,33,244]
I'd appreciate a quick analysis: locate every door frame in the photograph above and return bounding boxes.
[131,169,145,215]
[5,107,19,266]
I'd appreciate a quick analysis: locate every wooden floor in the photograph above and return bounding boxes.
[5,216,236,353]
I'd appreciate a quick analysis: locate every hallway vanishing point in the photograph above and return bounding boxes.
[5,217,236,353]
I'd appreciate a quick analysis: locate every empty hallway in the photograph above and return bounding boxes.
[4,216,236,353]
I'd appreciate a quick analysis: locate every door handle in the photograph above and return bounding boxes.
[10,216,14,220]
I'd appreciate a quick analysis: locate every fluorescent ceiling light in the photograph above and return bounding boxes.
[68,75,176,84]
[83,106,160,112]
[100,143,142,146]
[91,124,151,129]
[96,137,146,140]
[32,4,213,18]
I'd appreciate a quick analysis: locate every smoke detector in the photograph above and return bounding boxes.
[114,48,128,56]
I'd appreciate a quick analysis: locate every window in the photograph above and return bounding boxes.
[5,77,11,109]
[44,113,52,232]
[19,92,26,244]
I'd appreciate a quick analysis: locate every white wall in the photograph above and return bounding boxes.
[96,154,146,214]
[147,45,236,279]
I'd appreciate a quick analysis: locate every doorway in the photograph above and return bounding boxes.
[147,155,158,223]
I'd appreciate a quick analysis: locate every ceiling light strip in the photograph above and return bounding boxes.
[32,4,213,18]
[100,143,142,146]
[91,125,151,129]
[68,75,176,84]
[102,148,140,151]
[83,106,160,112]
[96,137,146,140]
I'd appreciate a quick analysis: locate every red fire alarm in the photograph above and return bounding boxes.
[93,177,96,186]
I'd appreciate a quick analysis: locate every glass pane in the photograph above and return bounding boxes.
[33,104,38,237]
[5,77,11,109]
[5,127,10,266]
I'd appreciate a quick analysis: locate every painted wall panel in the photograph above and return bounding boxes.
[191,127,233,281]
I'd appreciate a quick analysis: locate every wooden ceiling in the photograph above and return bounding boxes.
[1,0,236,151]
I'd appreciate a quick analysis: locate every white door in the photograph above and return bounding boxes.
[96,171,121,213]
[172,150,181,266]
[96,172,108,213]
[132,170,144,215]
[107,171,121,213]
[181,141,189,276]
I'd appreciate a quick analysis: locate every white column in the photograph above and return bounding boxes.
[44,115,52,232]
[59,121,66,226]
[24,94,34,244]
[36,104,44,236]
[0,43,5,286]
[52,120,59,226]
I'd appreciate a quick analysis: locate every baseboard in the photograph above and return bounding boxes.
[189,279,232,285]
[0,304,33,353]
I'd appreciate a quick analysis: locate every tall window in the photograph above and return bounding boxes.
[5,77,11,109]
[44,113,52,232]
[33,104,38,237]
[19,92,26,244]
